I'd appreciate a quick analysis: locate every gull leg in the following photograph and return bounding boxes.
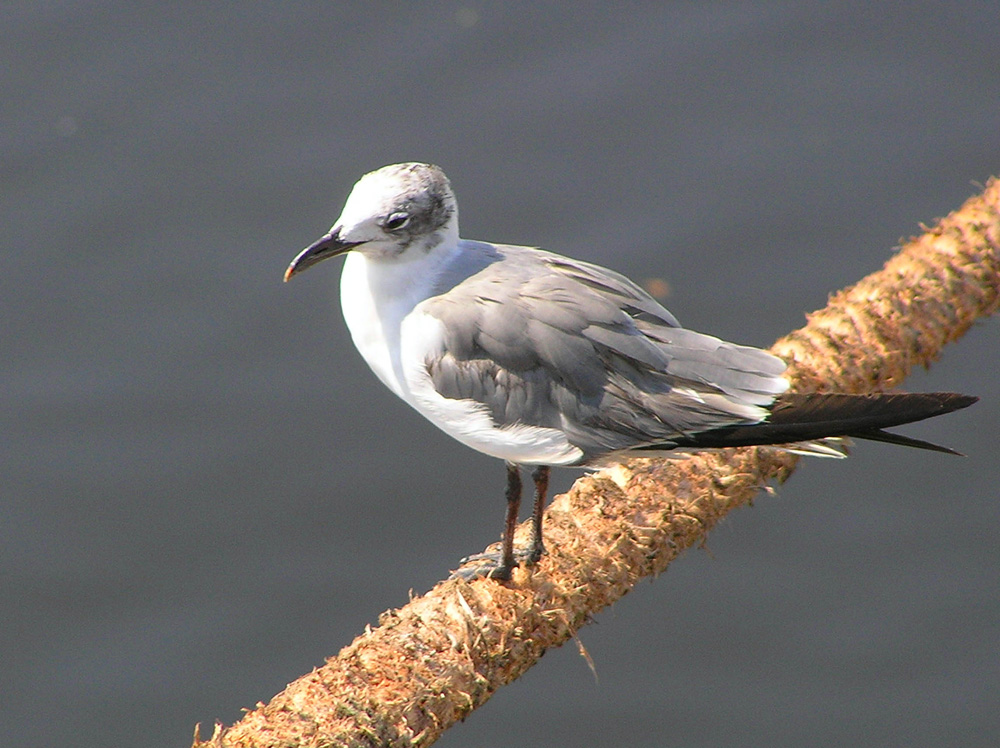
[453,464,550,580]
[527,466,549,564]
[453,462,522,581]
[497,462,522,579]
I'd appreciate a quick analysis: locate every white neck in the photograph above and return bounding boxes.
[338,239,460,398]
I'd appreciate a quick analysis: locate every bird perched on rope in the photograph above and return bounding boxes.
[284,162,976,580]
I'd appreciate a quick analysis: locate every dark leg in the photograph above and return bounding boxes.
[496,462,522,579]
[527,466,549,563]
[453,463,549,581]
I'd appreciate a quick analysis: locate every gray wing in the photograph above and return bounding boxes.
[421,242,788,464]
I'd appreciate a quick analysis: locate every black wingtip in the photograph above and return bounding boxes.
[929,392,979,413]
[662,391,978,454]
[852,391,977,455]
[850,428,966,456]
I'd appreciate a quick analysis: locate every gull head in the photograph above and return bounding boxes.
[284,162,459,281]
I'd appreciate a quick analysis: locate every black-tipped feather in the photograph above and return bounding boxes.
[843,428,965,455]
[662,392,977,455]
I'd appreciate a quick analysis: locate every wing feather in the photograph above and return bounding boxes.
[419,242,789,463]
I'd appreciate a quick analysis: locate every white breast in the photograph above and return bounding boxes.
[339,250,583,466]
[339,250,436,399]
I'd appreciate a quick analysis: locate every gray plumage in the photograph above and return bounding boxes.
[285,161,975,580]
[421,242,786,464]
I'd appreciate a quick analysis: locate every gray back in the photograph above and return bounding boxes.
[421,242,787,464]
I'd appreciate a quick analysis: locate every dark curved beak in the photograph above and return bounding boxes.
[283,230,362,282]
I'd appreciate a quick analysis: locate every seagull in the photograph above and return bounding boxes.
[284,162,976,580]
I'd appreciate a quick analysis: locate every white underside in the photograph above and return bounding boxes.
[340,246,584,466]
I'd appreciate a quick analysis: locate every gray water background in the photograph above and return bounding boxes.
[4,4,999,746]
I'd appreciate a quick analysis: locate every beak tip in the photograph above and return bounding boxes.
[284,230,355,283]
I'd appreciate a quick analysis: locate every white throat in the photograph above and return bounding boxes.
[339,240,460,399]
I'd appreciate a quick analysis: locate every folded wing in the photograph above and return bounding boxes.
[420,244,791,464]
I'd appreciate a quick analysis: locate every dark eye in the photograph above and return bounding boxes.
[383,211,411,231]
